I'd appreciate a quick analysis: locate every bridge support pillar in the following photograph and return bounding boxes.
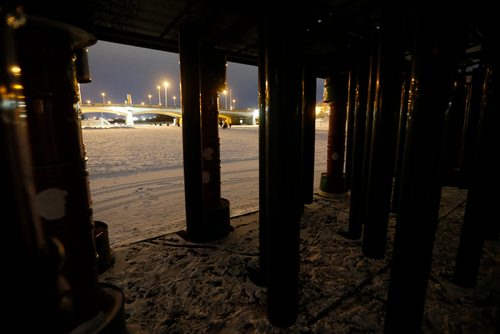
[15,14,126,333]
[199,48,231,241]
[125,111,134,126]
[263,2,303,327]
[341,48,370,240]
[453,50,500,287]
[179,23,204,241]
[361,5,403,259]
[302,65,316,204]
[2,8,69,332]
[384,6,466,332]
[179,25,231,242]
[319,75,348,197]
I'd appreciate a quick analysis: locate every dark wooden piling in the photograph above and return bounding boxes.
[263,1,303,327]
[179,23,204,241]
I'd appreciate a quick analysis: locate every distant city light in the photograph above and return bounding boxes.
[10,65,21,75]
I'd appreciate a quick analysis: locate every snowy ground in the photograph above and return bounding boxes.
[81,121,499,333]
[83,122,327,246]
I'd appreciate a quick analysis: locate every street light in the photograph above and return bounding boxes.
[173,96,177,108]
[163,81,169,108]
[101,92,106,104]
[222,90,227,110]
[148,94,152,105]
[232,99,236,110]
[157,85,161,105]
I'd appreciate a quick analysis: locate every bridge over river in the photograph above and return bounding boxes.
[80,104,258,126]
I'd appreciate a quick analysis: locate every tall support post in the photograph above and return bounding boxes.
[384,6,466,333]
[319,74,349,197]
[302,64,316,204]
[15,16,101,328]
[453,49,500,287]
[391,58,412,213]
[178,24,204,241]
[361,6,404,259]
[199,48,231,241]
[441,71,467,187]
[264,1,303,327]
[344,68,356,190]
[359,37,380,231]
[457,65,484,188]
[1,8,68,332]
[342,49,370,239]
[253,21,268,286]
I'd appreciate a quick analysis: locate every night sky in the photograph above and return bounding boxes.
[80,40,325,110]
